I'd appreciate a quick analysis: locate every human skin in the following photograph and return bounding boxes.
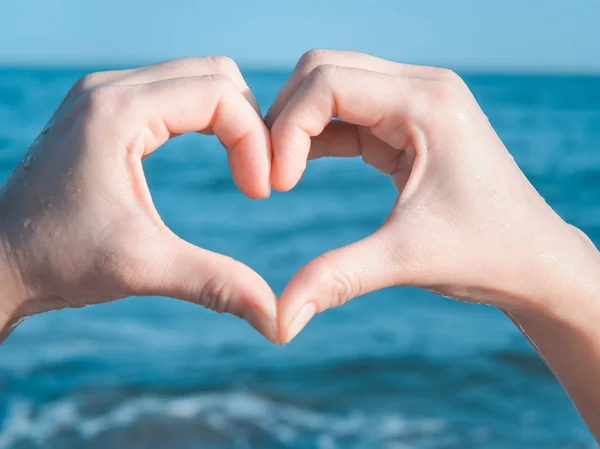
[266,50,600,438]
[1,51,600,439]
[0,57,279,343]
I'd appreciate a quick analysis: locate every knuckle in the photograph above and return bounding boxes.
[162,56,239,78]
[75,86,137,128]
[428,79,465,108]
[207,55,240,75]
[79,85,130,117]
[204,74,237,100]
[424,72,478,126]
[160,57,202,71]
[329,271,357,309]
[70,72,106,96]
[434,68,470,94]
[205,73,235,90]
[197,259,238,315]
[313,252,361,310]
[268,112,291,142]
[84,85,117,109]
[199,273,229,314]
[307,64,339,85]
[436,68,462,84]
[298,49,332,72]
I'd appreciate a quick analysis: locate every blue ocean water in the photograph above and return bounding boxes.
[0,68,599,449]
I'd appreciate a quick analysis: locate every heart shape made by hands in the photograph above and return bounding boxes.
[3,51,562,353]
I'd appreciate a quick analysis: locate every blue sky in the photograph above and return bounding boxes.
[2,0,599,72]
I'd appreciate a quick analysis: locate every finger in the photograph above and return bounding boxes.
[265,49,445,126]
[118,57,262,115]
[270,65,429,191]
[278,228,403,344]
[130,231,278,343]
[305,121,401,174]
[69,57,261,116]
[304,121,362,159]
[126,75,271,199]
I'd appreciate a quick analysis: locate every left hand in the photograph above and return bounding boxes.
[0,57,278,342]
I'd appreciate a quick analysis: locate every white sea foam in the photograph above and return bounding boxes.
[0,392,445,449]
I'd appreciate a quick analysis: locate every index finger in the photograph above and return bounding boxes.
[270,65,429,191]
[107,75,272,199]
[265,49,445,127]
[68,57,262,117]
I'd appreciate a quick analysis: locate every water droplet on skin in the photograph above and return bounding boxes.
[31,125,51,147]
[7,317,27,333]
[23,154,36,170]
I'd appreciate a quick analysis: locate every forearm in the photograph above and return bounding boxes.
[505,235,600,438]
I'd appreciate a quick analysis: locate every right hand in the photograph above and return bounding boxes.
[266,50,599,343]
[0,57,278,342]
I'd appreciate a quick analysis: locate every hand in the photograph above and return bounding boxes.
[267,50,599,343]
[0,57,278,342]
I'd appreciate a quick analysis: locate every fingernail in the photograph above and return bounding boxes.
[244,307,278,344]
[286,302,316,343]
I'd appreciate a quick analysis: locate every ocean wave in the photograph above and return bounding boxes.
[0,391,445,449]
[1,69,599,449]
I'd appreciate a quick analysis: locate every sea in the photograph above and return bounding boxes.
[0,68,599,448]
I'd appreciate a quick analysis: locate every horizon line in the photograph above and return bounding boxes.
[1,56,600,77]
[1,62,600,77]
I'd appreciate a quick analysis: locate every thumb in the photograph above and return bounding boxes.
[278,229,402,343]
[129,231,278,342]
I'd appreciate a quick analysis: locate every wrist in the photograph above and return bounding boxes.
[500,231,600,433]
[508,224,600,327]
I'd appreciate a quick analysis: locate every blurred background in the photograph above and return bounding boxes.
[1,1,600,447]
